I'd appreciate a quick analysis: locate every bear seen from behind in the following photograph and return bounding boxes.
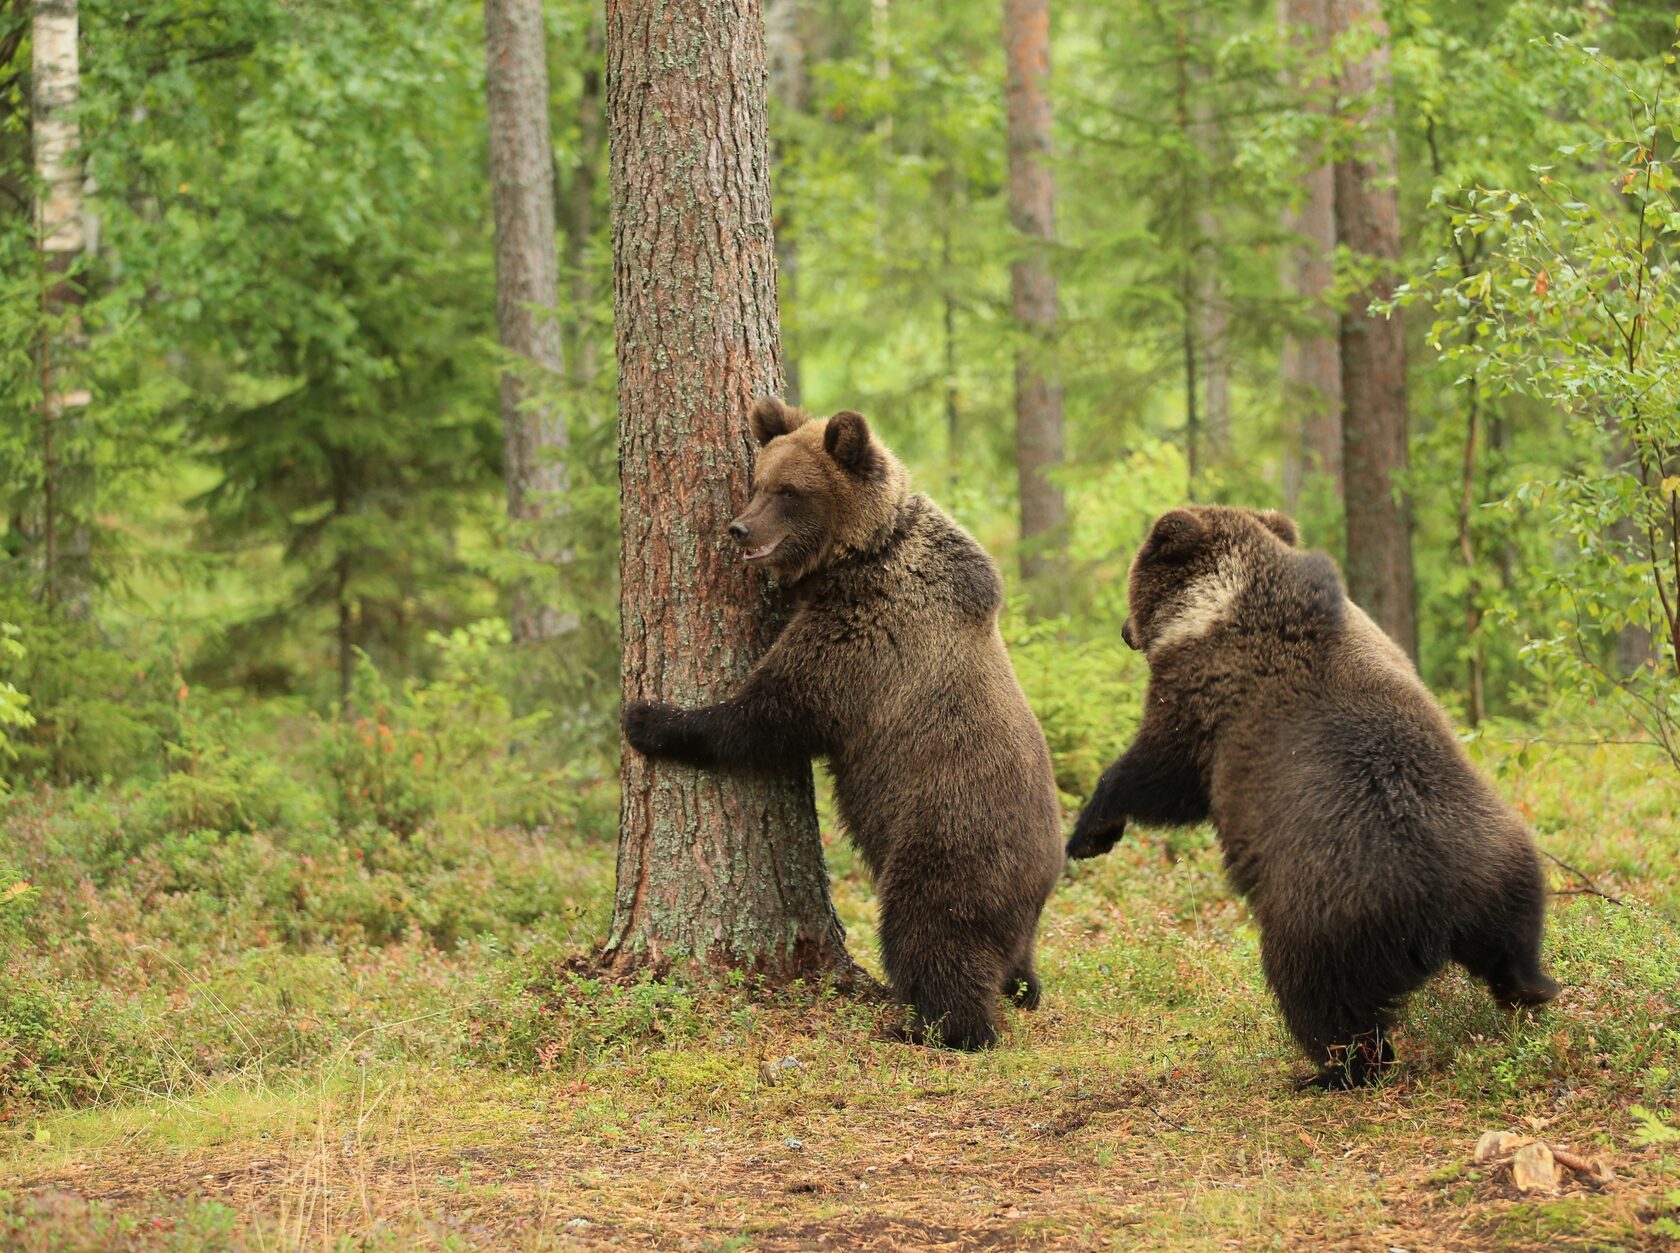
[1068,505,1559,1088]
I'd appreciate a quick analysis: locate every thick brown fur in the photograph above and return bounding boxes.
[624,397,1064,1050]
[1069,506,1559,1088]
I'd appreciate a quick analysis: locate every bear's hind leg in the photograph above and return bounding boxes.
[1005,945,1042,1010]
[1453,858,1559,1009]
[879,902,1003,1051]
[896,963,1000,1051]
[1262,928,1417,1090]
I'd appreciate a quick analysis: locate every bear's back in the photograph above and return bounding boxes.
[801,495,1058,882]
[1214,597,1531,919]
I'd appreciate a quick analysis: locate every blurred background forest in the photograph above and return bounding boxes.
[3,0,1680,1148]
[4,0,1680,795]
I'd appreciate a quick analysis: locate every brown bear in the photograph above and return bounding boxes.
[1068,505,1559,1087]
[624,397,1064,1050]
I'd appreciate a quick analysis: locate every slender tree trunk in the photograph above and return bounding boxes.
[605,0,853,979]
[1427,125,1488,720]
[33,0,90,618]
[937,160,961,491]
[485,0,568,643]
[565,13,603,394]
[1181,266,1200,493]
[1004,0,1065,594]
[1490,412,1516,590]
[871,0,891,240]
[1194,219,1229,471]
[1331,0,1416,660]
[766,0,807,407]
[1172,13,1201,495]
[1457,376,1486,724]
[943,259,959,492]
[336,559,354,706]
[333,474,355,706]
[1188,16,1228,470]
[1278,0,1342,509]
[1608,419,1655,675]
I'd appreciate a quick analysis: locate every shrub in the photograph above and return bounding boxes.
[0,591,170,787]
[314,622,584,836]
[1005,609,1141,800]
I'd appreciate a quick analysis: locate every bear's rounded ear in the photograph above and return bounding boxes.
[1252,509,1299,547]
[823,410,881,477]
[750,396,806,446]
[1145,509,1205,561]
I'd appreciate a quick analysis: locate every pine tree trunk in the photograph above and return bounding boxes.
[564,13,603,394]
[605,0,853,980]
[765,0,807,407]
[1004,0,1065,595]
[484,0,568,644]
[1607,419,1655,675]
[1331,0,1416,660]
[1194,214,1229,470]
[1188,15,1228,471]
[33,0,90,618]
[1279,0,1342,508]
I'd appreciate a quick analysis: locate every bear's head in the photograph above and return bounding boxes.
[1121,505,1304,656]
[727,397,910,583]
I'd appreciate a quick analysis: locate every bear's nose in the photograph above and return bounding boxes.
[727,520,749,541]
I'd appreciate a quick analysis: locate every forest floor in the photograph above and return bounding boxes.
[3,739,1680,1251]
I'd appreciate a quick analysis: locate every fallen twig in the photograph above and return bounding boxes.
[1540,848,1628,907]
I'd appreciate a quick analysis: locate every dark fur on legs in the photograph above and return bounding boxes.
[1071,506,1562,1087]
[1007,967,1042,1010]
[1262,918,1435,1090]
[1452,860,1561,1009]
[623,402,1063,1056]
[887,945,1004,1052]
[1295,1031,1397,1091]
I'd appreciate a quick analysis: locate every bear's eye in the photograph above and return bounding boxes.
[776,486,801,500]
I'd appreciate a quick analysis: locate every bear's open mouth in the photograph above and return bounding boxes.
[743,536,782,561]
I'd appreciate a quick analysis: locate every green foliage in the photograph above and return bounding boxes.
[152,704,320,838]
[1417,27,1680,765]
[1632,1105,1680,1147]
[481,967,707,1073]
[0,859,33,948]
[0,621,33,788]
[315,624,589,836]
[0,590,171,787]
[1005,610,1138,798]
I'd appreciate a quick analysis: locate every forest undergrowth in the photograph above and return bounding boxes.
[3,705,1677,1251]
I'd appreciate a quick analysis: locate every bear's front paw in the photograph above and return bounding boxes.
[1065,808,1126,861]
[623,700,685,757]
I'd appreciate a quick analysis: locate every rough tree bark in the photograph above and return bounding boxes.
[1331,0,1416,660]
[605,0,853,979]
[1004,0,1066,594]
[765,0,807,407]
[1279,0,1343,507]
[33,0,91,618]
[484,0,568,643]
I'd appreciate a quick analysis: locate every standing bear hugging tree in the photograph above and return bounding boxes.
[625,397,1064,1050]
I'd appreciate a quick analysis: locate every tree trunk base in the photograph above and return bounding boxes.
[579,943,885,1000]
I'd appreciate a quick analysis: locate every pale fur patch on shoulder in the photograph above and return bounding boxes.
[1148,554,1248,655]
